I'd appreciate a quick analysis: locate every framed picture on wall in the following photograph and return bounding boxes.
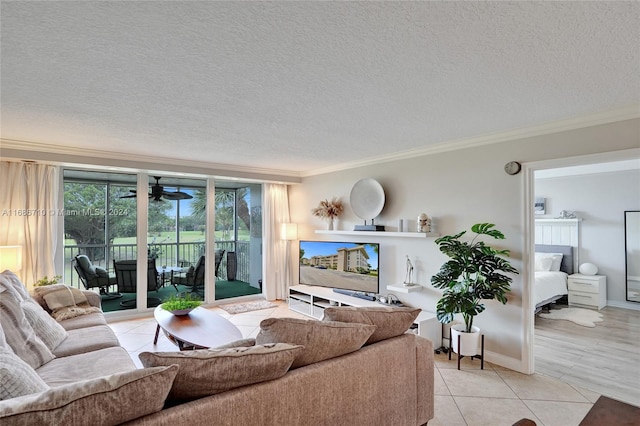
[534,197,546,215]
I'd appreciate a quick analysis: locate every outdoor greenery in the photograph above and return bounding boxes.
[63,180,253,262]
[431,223,518,333]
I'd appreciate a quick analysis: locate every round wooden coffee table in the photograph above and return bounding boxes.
[153,306,242,350]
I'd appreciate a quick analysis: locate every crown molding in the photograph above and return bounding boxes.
[301,104,640,177]
[0,139,302,184]
[2,104,638,180]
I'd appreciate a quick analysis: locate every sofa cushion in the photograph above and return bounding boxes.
[94,266,110,278]
[51,325,119,358]
[256,317,376,369]
[33,284,101,321]
[139,343,303,401]
[0,286,55,369]
[20,300,69,351]
[0,346,49,400]
[322,306,421,344]
[0,365,178,426]
[57,312,107,331]
[36,346,136,387]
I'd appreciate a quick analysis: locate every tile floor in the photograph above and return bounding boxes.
[108,302,598,426]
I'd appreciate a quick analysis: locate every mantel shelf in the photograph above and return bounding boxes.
[387,284,423,293]
[534,218,582,223]
[315,230,440,238]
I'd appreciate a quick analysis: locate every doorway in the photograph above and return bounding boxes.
[524,149,640,405]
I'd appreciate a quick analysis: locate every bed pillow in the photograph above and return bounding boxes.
[139,343,302,401]
[322,306,421,344]
[256,317,376,368]
[535,253,563,272]
[534,255,553,272]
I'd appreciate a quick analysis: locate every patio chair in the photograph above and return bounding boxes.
[171,255,206,297]
[215,249,225,278]
[73,254,120,299]
[113,259,162,308]
[170,250,225,297]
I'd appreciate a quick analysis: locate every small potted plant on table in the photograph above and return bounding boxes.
[431,223,518,356]
[161,293,202,316]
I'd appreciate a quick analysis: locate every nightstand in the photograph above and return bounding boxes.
[567,274,606,310]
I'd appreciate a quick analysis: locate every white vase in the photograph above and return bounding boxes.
[451,324,480,356]
[328,218,334,230]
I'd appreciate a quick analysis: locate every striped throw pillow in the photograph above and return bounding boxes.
[0,346,49,400]
[21,301,68,351]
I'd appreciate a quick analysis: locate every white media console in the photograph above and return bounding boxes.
[288,285,442,347]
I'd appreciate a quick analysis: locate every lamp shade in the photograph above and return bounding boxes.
[0,245,23,272]
[280,223,298,241]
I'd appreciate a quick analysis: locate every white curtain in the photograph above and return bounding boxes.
[262,183,291,301]
[0,161,59,287]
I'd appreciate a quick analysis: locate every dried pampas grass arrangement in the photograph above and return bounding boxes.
[311,197,344,219]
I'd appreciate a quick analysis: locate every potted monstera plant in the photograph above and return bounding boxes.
[431,223,518,356]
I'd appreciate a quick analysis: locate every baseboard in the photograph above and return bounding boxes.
[484,351,526,373]
[605,300,640,311]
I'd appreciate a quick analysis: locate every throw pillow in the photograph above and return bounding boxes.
[0,270,31,302]
[0,346,50,400]
[33,284,101,321]
[0,287,55,369]
[322,306,421,344]
[213,337,256,349]
[20,301,69,351]
[0,365,178,425]
[139,343,303,401]
[0,323,7,350]
[256,317,376,369]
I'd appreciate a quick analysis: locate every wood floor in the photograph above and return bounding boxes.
[534,303,640,407]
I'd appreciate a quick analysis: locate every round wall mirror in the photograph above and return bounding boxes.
[350,178,385,221]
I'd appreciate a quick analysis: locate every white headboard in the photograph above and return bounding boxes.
[535,218,581,271]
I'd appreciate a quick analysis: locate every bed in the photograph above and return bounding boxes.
[534,244,574,313]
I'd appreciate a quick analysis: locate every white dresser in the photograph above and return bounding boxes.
[567,274,607,310]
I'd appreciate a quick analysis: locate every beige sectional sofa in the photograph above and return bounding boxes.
[0,271,434,426]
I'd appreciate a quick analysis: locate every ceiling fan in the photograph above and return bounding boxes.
[121,176,193,201]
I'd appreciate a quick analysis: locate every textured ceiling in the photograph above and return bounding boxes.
[1,1,639,175]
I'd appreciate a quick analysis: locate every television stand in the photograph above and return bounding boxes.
[289,285,379,320]
[288,285,443,348]
[332,288,376,301]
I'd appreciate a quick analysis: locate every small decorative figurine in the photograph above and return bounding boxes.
[417,213,431,232]
[556,210,577,219]
[404,255,415,286]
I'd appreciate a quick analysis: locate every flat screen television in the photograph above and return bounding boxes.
[299,240,379,295]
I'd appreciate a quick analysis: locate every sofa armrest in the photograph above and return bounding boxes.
[82,290,102,309]
[416,335,435,425]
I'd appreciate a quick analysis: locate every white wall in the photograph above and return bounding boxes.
[536,170,640,305]
[288,118,640,372]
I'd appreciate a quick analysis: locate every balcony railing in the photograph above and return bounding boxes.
[64,241,251,289]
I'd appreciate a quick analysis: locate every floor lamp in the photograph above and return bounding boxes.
[0,245,23,275]
[281,223,298,298]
